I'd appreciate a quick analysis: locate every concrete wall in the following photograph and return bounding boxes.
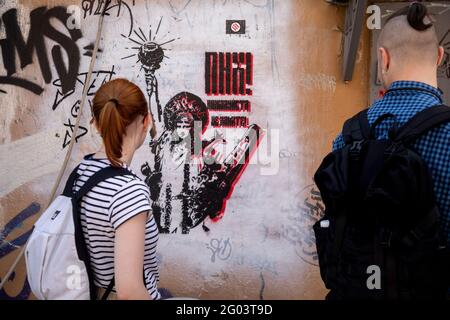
[0,0,370,300]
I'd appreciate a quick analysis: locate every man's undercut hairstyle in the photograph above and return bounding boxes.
[378,2,439,64]
[386,1,433,31]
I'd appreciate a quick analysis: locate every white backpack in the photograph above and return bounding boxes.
[25,161,131,300]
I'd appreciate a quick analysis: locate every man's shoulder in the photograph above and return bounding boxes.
[424,119,450,137]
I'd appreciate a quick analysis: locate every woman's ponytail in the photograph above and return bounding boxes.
[98,99,126,167]
[92,79,151,167]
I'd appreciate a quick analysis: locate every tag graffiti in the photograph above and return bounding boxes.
[0,203,40,300]
[0,7,82,95]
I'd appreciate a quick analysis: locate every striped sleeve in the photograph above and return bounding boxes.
[108,179,152,229]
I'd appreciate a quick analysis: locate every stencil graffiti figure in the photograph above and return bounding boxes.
[141,92,263,234]
[121,19,180,122]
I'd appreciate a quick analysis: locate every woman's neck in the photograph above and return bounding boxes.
[95,144,135,167]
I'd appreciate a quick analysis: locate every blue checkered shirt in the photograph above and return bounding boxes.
[333,81,450,243]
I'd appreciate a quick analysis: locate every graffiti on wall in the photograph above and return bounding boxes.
[206,52,253,128]
[438,29,450,79]
[82,0,135,37]
[141,48,262,234]
[226,20,246,35]
[52,66,116,149]
[121,19,180,122]
[280,184,324,266]
[0,203,41,300]
[206,237,277,276]
[0,7,82,95]
[207,237,233,263]
[205,52,253,96]
[141,92,263,234]
[0,0,343,301]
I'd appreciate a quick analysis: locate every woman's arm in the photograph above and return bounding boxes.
[114,211,151,300]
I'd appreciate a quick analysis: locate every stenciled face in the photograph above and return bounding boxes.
[175,115,194,140]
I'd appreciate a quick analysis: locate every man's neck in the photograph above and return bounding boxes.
[386,69,438,89]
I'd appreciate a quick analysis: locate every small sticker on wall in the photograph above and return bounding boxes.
[226,20,246,34]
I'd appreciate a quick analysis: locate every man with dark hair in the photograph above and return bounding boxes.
[333,3,448,243]
[314,2,450,300]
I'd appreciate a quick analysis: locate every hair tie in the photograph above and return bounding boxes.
[108,98,119,107]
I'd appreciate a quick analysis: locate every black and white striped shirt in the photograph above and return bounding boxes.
[73,155,160,300]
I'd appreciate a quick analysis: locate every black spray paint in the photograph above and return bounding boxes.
[0,7,82,95]
[51,66,116,148]
[81,0,135,37]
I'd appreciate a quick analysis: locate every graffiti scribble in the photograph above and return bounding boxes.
[206,237,232,263]
[81,0,135,37]
[0,203,40,300]
[281,184,325,266]
[0,7,82,95]
[51,66,116,149]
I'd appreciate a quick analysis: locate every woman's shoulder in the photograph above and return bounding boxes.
[109,174,150,198]
[77,155,148,192]
[77,155,110,173]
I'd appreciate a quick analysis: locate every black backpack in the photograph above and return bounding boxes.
[313,105,450,300]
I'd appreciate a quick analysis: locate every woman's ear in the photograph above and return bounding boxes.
[91,117,100,134]
[143,113,151,131]
[147,113,157,139]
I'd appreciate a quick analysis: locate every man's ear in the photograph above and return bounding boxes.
[378,47,390,73]
[437,46,445,66]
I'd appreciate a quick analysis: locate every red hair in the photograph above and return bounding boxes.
[92,78,152,167]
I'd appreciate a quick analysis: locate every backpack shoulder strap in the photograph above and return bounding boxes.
[70,164,135,300]
[74,166,134,201]
[61,153,99,197]
[395,105,450,143]
[62,164,81,197]
[342,109,370,144]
